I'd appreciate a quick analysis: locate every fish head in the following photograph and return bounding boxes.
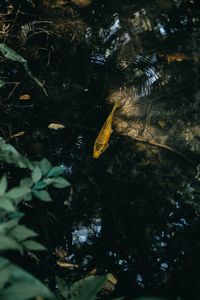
[93,142,108,158]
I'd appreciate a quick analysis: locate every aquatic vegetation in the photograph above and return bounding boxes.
[0,43,47,95]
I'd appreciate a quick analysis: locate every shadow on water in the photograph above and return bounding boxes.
[1,0,200,299]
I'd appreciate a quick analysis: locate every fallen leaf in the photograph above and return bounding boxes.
[54,246,68,260]
[10,131,26,139]
[86,268,97,277]
[7,4,14,14]
[57,261,78,269]
[102,273,118,296]
[19,94,31,100]
[165,53,188,63]
[48,123,65,130]
[158,120,166,128]
[106,273,117,285]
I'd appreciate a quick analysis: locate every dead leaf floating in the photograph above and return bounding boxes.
[19,94,31,101]
[10,131,26,139]
[48,123,65,130]
[57,261,78,269]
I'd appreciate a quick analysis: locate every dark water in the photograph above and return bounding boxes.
[1,0,200,299]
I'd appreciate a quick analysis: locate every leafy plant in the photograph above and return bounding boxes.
[0,257,54,300]
[0,137,69,299]
[0,137,165,300]
[56,276,107,300]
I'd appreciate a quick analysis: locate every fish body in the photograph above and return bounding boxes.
[93,101,121,158]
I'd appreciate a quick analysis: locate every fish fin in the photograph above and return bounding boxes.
[101,143,109,154]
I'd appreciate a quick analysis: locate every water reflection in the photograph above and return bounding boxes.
[72,218,102,247]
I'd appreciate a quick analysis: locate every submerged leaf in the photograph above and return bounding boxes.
[0,79,6,88]
[0,43,26,63]
[0,43,47,95]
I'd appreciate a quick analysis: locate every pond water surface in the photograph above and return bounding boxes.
[1,0,200,299]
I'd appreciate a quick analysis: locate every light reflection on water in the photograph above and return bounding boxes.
[36,0,200,298]
[72,218,102,247]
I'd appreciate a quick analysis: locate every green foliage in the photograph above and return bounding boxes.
[56,276,107,300]
[0,215,44,253]
[0,43,47,95]
[0,257,54,300]
[0,137,71,299]
[0,137,70,205]
[0,137,163,300]
[0,79,6,88]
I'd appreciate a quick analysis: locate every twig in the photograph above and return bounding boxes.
[132,136,195,167]
[3,82,20,102]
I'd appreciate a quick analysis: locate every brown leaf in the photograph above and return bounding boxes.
[57,261,78,269]
[19,94,31,100]
[10,131,26,139]
[165,53,188,63]
[48,123,65,130]
[85,268,97,277]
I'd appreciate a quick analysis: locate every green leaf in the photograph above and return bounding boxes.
[33,181,47,190]
[0,257,54,299]
[10,225,38,242]
[39,158,52,175]
[0,43,26,63]
[23,240,46,251]
[47,166,63,177]
[0,175,7,196]
[62,276,107,300]
[52,177,70,188]
[33,189,52,201]
[43,178,55,185]
[23,192,33,201]
[0,43,47,95]
[0,236,21,251]
[0,79,6,88]
[0,197,15,212]
[2,143,18,154]
[0,219,20,233]
[31,166,42,183]
[135,298,165,300]
[1,282,50,300]
[20,177,33,188]
[7,187,31,200]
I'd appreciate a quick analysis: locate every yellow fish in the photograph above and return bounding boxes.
[93,101,121,158]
